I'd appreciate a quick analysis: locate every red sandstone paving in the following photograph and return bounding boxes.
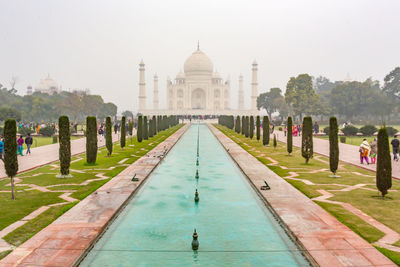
[209,124,396,267]
[0,125,188,267]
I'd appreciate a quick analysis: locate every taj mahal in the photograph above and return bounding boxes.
[137,45,259,116]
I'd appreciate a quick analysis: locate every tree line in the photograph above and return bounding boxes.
[257,67,400,123]
[0,84,118,123]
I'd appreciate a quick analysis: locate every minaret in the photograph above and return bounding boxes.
[153,73,159,110]
[238,74,244,110]
[138,59,146,112]
[251,60,258,112]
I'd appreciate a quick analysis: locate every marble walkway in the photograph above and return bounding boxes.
[0,125,188,267]
[274,131,400,179]
[210,124,395,267]
[0,133,121,179]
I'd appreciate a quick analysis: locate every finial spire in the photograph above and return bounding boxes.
[197,40,200,51]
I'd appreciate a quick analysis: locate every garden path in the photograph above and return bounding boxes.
[275,131,400,179]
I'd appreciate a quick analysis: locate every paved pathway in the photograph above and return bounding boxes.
[210,125,395,267]
[0,125,188,267]
[275,131,400,179]
[0,133,121,179]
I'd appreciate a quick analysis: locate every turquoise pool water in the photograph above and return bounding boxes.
[80,124,309,266]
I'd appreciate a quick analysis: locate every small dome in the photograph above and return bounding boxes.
[184,49,213,75]
[176,71,185,79]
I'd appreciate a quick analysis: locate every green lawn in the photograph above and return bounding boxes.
[215,124,400,265]
[0,124,183,257]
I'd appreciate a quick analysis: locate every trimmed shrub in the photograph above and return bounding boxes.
[149,119,154,138]
[273,134,277,149]
[86,116,98,164]
[58,116,71,176]
[256,116,260,141]
[262,116,269,145]
[359,125,378,136]
[128,121,133,136]
[340,136,346,143]
[120,116,126,148]
[241,116,245,135]
[235,116,240,133]
[4,119,18,200]
[386,126,398,137]
[342,126,358,136]
[376,127,392,198]
[244,116,249,137]
[323,126,330,135]
[152,116,157,136]
[249,116,254,139]
[143,116,149,140]
[287,117,293,154]
[137,116,143,142]
[18,127,33,135]
[106,117,112,156]
[278,127,282,131]
[329,117,339,175]
[301,116,313,163]
[39,126,56,137]
[52,135,58,144]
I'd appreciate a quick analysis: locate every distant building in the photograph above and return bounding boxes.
[34,74,61,95]
[26,85,33,95]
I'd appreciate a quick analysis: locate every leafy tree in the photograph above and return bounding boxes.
[256,116,260,141]
[143,116,149,140]
[383,67,400,99]
[0,107,21,121]
[257,88,284,119]
[287,117,293,154]
[249,116,254,139]
[285,74,318,120]
[58,116,71,176]
[262,116,269,145]
[342,126,359,136]
[4,119,18,200]
[86,116,98,164]
[329,117,339,176]
[39,126,56,137]
[386,127,398,137]
[122,110,134,121]
[137,116,143,142]
[376,127,392,198]
[359,125,378,136]
[106,117,112,156]
[121,116,126,148]
[301,116,313,163]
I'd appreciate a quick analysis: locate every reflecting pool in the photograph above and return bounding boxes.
[80,124,309,266]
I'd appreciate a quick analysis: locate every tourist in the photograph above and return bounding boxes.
[25,133,33,155]
[391,135,400,161]
[314,122,319,134]
[114,123,118,134]
[359,139,370,164]
[284,126,287,136]
[17,135,24,156]
[0,136,4,161]
[370,138,377,164]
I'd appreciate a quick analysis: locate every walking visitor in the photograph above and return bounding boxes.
[359,139,370,164]
[17,135,24,156]
[370,138,377,164]
[0,136,4,161]
[25,133,33,155]
[391,135,400,161]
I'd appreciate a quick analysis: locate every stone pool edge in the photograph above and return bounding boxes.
[208,124,395,267]
[0,124,189,267]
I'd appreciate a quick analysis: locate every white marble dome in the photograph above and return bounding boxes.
[184,49,213,75]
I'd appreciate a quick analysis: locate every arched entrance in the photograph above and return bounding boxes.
[191,88,206,109]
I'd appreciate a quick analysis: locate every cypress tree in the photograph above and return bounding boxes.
[301,116,313,164]
[287,117,293,155]
[86,116,98,164]
[235,116,240,133]
[241,116,245,135]
[4,119,18,200]
[143,116,149,140]
[128,121,133,136]
[120,116,126,149]
[262,116,269,145]
[273,134,277,149]
[152,115,157,135]
[329,117,339,176]
[149,119,154,138]
[106,117,113,156]
[58,116,71,176]
[249,116,254,139]
[137,116,143,142]
[244,116,249,138]
[256,116,260,141]
[376,127,392,198]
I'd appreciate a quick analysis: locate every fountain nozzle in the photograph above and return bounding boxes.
[194,189,199,202]
[195,169,199,179]
[192,229,199,250]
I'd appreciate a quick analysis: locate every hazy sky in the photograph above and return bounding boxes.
[1,0,399,113]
